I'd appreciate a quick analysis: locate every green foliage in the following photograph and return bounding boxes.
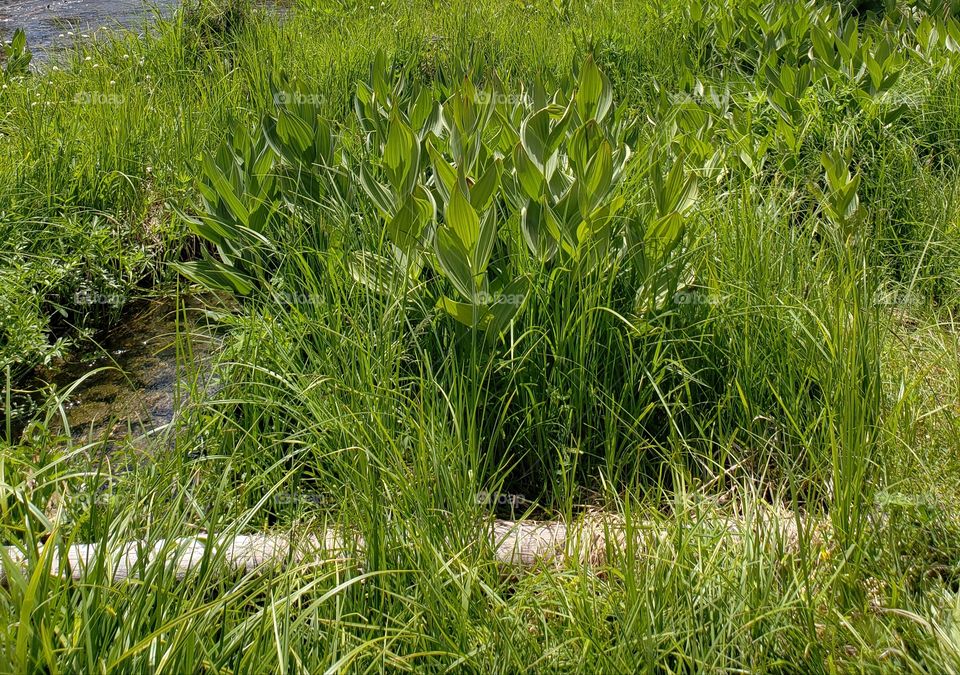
[5,0,960,671]
[183,56,699,345]
[815,147,867,243]
[1,29,32,81]
[175,122,283,295]
[181,0,253,56]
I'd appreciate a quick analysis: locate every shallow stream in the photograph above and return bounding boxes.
[21,297,218,446]
[0,0,176,55]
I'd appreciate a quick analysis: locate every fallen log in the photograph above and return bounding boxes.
[0,519,620,583]
[0,511,804,584]
[0,529,349,584]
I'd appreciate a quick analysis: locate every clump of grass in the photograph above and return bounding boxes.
[180,0,256,65]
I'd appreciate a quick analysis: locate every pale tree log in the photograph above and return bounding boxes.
[0,529,349,584]
[0,520,617,583]
[0,513,803,584]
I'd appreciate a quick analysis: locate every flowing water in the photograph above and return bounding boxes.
[2,2,233,448]
[0,0,177,55]
[15,297,219,447]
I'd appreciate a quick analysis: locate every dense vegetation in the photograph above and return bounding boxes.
[3,0,960,671]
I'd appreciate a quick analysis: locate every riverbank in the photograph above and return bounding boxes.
[3,0,960,671]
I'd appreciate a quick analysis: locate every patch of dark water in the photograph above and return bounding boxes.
[14,295,219,447]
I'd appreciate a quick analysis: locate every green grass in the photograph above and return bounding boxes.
[3,0,960,671]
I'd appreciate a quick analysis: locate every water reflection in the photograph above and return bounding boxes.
[24,296,218,445]
[0,0,176,56]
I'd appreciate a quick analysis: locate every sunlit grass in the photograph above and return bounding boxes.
[2,0,960,671]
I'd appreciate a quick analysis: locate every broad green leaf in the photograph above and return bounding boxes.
[276,108,314,157]
[547,99,575,153]
[520,107,553,173]
[553,181,582,248]
[410,86,435,134]
[484,277,530,341]
[647,212,685,254]
[311,116,334,167]
[653,158,697,217]
[11,28,27,54]
[387,189,431,251]
[569,121,603,179]
[372,49,390,102]
[202,154,249,227]
[358,163,396,217]
[173,259,255,296]
[252,139,277,182]
[513,143,543,200]
[470,159,502,212]
[546,198,576,256]
[580,140,613,217]
[349,250,409,295]
[446,184,480,250]
[451,78,480,135]
[435,226,476,300]
[427,139,456,203]
[521,199,557,260]
[438,295,487,329]
[494,107,522,151]
[384,113,419,193]
[576,55,613,122]
[473,208,497,277]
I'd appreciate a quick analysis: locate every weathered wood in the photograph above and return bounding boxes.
[0,520,610,583]
[0,530,348,583]
[0,513,802,584]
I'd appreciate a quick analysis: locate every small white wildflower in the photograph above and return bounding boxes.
[84,56,91,61]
